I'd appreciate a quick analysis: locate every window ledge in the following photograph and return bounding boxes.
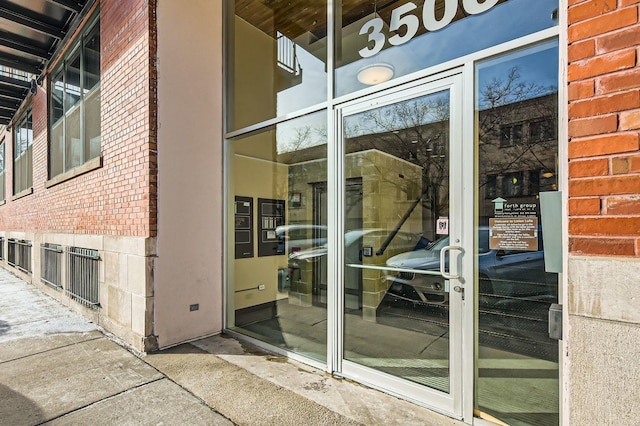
[0,200,5,206]
[45,157,102,189]
[11,187,33,201]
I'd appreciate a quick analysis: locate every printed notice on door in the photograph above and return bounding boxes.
[489,217,539,251]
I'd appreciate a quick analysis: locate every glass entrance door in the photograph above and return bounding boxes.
[337,74,465,417]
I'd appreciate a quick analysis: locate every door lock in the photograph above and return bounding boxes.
[453,285,465,300]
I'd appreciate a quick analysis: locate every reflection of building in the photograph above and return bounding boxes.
[0,1,638,426]
[477,94,559,223]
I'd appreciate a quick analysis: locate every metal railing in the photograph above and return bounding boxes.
[41,243,63,289]
[277,32,302,77]
[7,239,14,265]
[66,247,100,308]
[7,239,32,273]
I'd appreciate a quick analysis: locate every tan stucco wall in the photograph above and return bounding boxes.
[231,17,276,130]
[233,155,289,310]
[155,0,223,348]
[233,149,423,316]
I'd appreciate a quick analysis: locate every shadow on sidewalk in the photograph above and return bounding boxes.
[0,383,45,425]
[0,320,10,337]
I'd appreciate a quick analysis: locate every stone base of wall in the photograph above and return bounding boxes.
[568,256,640,424]
[568,315,640,425]
[0,231,157,353]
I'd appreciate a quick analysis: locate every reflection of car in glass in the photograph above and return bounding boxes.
[275,224,328,254]
[288,228,431,264]
[383,227,557,307]
[381,227,559,362]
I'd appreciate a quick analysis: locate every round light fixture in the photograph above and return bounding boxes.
[357,63,394,85]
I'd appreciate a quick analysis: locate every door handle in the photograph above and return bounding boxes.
[440,245,463,280]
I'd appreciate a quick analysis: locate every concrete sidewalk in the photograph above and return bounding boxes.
[0,268,464,425]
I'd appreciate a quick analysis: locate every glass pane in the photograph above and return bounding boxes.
[13,156,21,194]
[227,0,327,131]
[25,146,32,189]
[85,88,101,160]
[336,0,558,97]
[65,106,82,170]
[65,52,82,110]
[0,144,4,198]
[51,70,64,123]
[26,115,32,187]
[27,111,33,149]
[1,142,5,201]
[228,110,328,362]
[343,90,451,393]
[475,41,559,426]
[26,112,32,188]
[13,126,19,194]
[19,118,27,155]
[50,120,64,178]
[84,22,100,92]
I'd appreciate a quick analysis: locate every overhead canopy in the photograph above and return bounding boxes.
[0,0,93,126]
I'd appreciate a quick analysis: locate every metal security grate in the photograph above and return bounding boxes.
[41,243,63,289]
[66,247,100,308]
[7,239,32,273]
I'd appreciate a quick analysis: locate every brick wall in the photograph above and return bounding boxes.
[567,0,640,256]
[0,0,157,238]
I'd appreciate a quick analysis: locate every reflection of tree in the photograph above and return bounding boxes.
[279,125,321,153]
[478,66,558,181]
[280,65,558,234]
[353,96,451,231]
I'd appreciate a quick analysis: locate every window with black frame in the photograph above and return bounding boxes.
[13,108,32,195]
[49,16,100,179]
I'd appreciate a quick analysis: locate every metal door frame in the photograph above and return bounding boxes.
[329,70,470,419]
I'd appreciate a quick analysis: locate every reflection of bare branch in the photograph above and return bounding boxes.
[347,95,452,224]
[315,125,327,139]
[279,124,328,153]
[478,66,558,182]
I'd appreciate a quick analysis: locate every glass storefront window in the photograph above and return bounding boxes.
[225,1,561,421]
[474,40,559,426]
[336,0,558,97]
[227,110,328,361]
[227,1,327,132]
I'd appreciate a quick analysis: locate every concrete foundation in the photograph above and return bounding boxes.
[567,256,640,425]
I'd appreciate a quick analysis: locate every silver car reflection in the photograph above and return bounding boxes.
[383,228,557,307]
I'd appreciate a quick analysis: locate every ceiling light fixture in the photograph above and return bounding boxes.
[357,63,394,85]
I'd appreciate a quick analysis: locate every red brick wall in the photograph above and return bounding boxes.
[0,0,158,237]
[567,0,640,256]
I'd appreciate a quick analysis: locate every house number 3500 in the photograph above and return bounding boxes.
[358,0,500,58]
